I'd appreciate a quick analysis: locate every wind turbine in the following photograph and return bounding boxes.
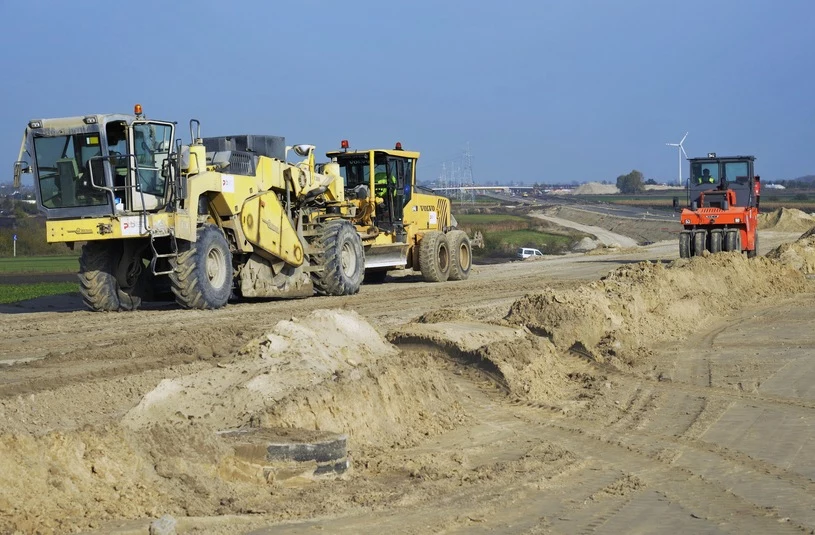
[665,132,688,186]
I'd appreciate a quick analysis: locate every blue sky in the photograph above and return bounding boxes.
[1,0,813,185]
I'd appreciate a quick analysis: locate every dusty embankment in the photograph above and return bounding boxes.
[0,208,814,533]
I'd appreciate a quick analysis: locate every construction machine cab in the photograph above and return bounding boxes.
[327,142,416,235]
[17,109,176,219]
[687,154,757,211]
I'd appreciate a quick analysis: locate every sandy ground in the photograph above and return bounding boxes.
[1,208,815,534]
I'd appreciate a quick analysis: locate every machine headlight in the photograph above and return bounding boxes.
[28,120,42,129]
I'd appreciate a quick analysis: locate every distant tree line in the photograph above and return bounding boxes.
[616,170,645,194]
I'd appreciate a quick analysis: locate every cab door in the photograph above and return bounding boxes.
[387,156,408,225]
[129,121,175,211]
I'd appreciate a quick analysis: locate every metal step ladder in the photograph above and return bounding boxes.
[148,230,178,276]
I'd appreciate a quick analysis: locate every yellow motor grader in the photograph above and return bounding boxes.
[324,140,472,284]
[13,107,470,311]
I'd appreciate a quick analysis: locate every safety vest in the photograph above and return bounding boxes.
[374,172,396,195]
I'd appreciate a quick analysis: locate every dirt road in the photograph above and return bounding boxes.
[529,213,639,248]
[1,211,814,534]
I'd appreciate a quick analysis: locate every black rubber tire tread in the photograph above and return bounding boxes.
[724,229,738,252]
[363,270,388,284]
[170,225,233,309]
[78,242,141,311]
[678,231,691,258]
[747,231,758,258]
[419,231,451,282]
[692,230,707,257]
[447,230,472,281]
[311,220,364,296]
[78,242,123,311]
[709,229,723,254]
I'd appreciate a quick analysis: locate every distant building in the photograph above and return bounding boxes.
[764,184,786,190]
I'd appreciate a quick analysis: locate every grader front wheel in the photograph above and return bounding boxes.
[419,231,451,283]
[447,230,472,281]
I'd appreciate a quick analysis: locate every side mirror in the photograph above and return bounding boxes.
[293,144,315,157]
[672,196,679,211]
[13,161,30,188]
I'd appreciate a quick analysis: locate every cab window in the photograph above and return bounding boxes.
[132,123,173,197]
[724,161,749,184]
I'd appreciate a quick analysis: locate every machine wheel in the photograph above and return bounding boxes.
[678,231,691,258]
[447,230,472,281]
[311,220,364,296]
[692,230,707,257]
[170,225,233,309]
[723,229,737,252]
[709,229,723,254]
[78,241,142,312]
[747,231,758,258]
[419,231,451,282]
[363,270,388,284]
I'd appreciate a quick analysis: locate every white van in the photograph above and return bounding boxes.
[517,247,543,259]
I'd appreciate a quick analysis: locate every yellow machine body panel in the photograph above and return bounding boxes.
[240,191,303,266]
[404,191,451,232]
[46,213,176,243]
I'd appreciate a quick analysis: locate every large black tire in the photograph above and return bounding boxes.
[747,231,758,258]
[678,231,691,258]
[311,220,364,296]
[692,230,707,257]
[419,231,451,282]
[78,241,142,312]
[724,229,738,252]
[170,225,233,309]
[709,229,723,254]
[447,230,472,281]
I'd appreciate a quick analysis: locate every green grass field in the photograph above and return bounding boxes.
[486,229,573,248]
[0,282,78,305]
[455,212,584,257]
[0,256,80,305]
[0,255,80,274]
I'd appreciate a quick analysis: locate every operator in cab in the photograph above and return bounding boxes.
[374,171,397,220]
[697,168,716,185]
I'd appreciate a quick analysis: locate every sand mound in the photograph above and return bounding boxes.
[387,322,579,404]
[122,310,398,430]
[122,310,466,447]
[765,229,815,274]
[0,310,471,533]
[759,207,815,232]
[573,236,600,252]
[415,308,474,324]
[572,182,619,195]
[505,254,808,366]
